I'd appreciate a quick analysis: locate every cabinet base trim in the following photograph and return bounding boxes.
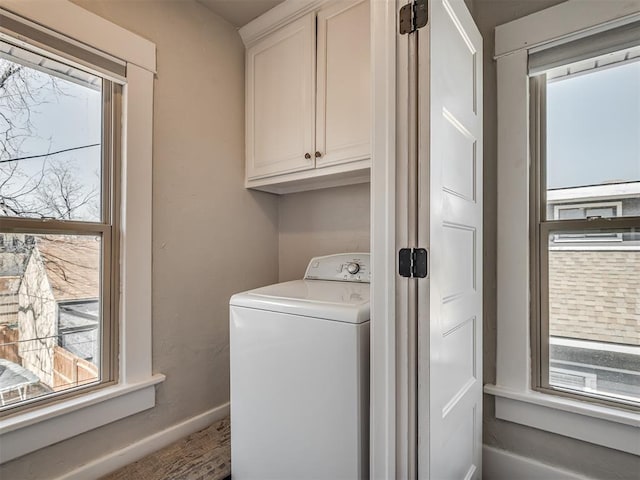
[246,162,370,194]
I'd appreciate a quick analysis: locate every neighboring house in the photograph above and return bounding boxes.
[0,276,20,326]
[0,234,32,326]
[0,277,22,365]
[547,181,640,223]
[0,235,32,366]
[546,182,640,399]
[549,251,640,345]
[17,236,100,390]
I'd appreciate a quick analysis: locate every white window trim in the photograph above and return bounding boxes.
[489,0,640,456]
[0,0,163,463]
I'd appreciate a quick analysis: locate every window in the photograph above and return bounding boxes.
[552,202,623,242]
[0,3,160,464]
[554,203,620,221]
[530,43,640,409]
[489,2,640,456]
[0,35,120,412]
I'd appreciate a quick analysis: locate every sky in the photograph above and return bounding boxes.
[546,60,640,190]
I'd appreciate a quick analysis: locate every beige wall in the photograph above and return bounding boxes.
[278,183,371,281]
[0,2,279,478]
[474,1,640,478]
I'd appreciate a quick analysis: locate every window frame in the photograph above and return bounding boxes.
[529,71,640,411]
[486,0,640,457]
[0,1,163,463]
[0,55,121,413]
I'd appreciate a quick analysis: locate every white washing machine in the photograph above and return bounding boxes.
[230,253,370,480]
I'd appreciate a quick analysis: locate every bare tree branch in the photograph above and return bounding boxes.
[0,58,98,220]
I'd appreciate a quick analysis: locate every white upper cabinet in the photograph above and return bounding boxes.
[246,14,316,179]
[242,0,371,194]
[316,0,370,168]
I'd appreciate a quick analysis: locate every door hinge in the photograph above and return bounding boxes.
[398,248,428,278]
[399,0,428,35]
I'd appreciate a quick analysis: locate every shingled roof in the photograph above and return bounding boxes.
[549,249,640,346]
[36,236,100,302]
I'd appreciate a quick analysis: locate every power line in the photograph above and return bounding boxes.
[0,143,100,164]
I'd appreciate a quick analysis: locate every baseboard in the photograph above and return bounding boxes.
[483,445,595,480]
[56,402,230,480]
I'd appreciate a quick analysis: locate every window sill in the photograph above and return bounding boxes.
[0,373,165,463]
[484,384,640,455]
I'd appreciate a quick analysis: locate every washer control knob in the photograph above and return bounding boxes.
[346,262,360,274]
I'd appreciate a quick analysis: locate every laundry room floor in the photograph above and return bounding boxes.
[100,417,231,480]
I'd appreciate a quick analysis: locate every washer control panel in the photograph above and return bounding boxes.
[304,253,371,283]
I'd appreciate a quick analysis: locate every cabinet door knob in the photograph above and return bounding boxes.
[315,151,322,158]
[304,152,311,159]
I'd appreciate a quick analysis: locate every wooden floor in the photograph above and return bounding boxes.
[101,417,231,480]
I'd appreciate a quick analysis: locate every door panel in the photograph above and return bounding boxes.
[441,110,477,202]
[440,402,478,479]
[440,316,477,410]
[417,0,483,478]
[441,224,476,302]
[246,13,315,179]
[316,0,371,168]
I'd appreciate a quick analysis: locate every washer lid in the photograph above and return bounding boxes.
[230,280,370,324]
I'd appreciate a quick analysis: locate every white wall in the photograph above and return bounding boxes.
[0,2,279,478]
[278,183,371,281]
[474,1,640,478]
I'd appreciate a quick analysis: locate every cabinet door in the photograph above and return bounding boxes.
[315,0,370,168]
[246,13,315,180]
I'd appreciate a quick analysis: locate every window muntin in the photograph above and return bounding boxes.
[531,52,640,409]
[0,37,119,413]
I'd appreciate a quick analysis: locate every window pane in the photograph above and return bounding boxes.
[557,207,583,220]
[553,204,621,221]
[546,60,640,219]
[547,230,640,403]
[585,207,616,218]
[0,233,101,409]
[0,41,102,221]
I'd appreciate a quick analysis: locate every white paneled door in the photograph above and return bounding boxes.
[416,0,483,478]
